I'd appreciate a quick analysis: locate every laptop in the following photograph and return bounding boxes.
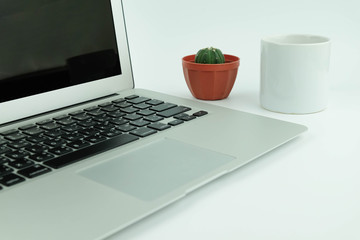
[0,0,307,239]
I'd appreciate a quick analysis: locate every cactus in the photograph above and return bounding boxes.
[195,47,225,64]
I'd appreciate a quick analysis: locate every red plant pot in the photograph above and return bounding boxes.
[182,54,240,100]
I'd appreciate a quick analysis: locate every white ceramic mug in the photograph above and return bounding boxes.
[260,34,331,114]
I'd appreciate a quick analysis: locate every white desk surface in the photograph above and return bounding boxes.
[110,0,360,239]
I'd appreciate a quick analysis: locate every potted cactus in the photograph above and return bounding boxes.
[182,47,240,100]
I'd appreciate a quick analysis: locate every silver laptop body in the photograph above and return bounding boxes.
[0,1,307,239]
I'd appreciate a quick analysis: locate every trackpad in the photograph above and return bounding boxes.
[79,138,235,201]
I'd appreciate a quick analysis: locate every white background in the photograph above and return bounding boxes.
[109,0,360,239]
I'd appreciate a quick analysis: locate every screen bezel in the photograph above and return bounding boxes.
[0,0,134,125]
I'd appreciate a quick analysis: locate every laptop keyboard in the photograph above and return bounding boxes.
[0,95,208,190]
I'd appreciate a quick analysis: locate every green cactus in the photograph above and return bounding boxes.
[195,47,225,64]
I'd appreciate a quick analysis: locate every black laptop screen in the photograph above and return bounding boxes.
[0,0,121,103]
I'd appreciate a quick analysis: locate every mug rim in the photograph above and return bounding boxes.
[262,34,330,46]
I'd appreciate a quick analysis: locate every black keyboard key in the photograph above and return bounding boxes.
[123,114,142,121]
[121,106,139,114]
[0,138,8,145]
[69,110,84,116]
[62,124,83,133]
[30,153,55,162]
[44,129,66,138]
[146,99,164,105]
[124,94,139,100]
[5,132,27,141]
[0,146,12,154]
[19,124,37,130]
[86,109,106,116]
[115,102,132,108]
[79,128,101,136]
[107,111,126,118]
[25,144,49,153]
[0,173,25,186]
[67,140,91,149]
[62,132,84,141]
[44,134,139,169]
[92,115,111,123]
[1,129,19,136]
[84,106,100,112]
[77,119,97,127]
[143,115,164,122]
[36,119,53,125]
[150,103,177,112]
[148,122,171,131]
[168,119,184,126]
[72,113,91,121]
[174,113,196,121]
[127,97,150,104]
[180,115,196,121]
[116,124,136,132]
[101,129,122,138]
[6,150,30,160]
[40,122,61,130]
[43,138,68,148]
[27,135,49,143]
[8,159,34,169]
[101,105,119,112]
[130,127,157,137]
[112,98,126,104]
[0,165,13,177]
[110,118,129,126]
[56,118,77,126]
[22,127,45,136]
[48,146,73,156]
[98,102,113,107]
[133,103,150,109]
[193,110,208,117]
[157,106,191,118]
[0,156,10,165]
[7,140,31,149]
[137,109,156,116]
[53,114,69,121]
[18,164,51,178]
[84,134,107,143]
[130,119,150,127]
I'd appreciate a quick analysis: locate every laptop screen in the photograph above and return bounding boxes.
[0,0,121,103]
